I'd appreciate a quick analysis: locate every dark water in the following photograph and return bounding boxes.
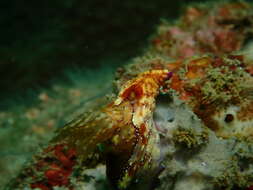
[0,0,207,108]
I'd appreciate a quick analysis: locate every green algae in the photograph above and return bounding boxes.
[172,128,208,148]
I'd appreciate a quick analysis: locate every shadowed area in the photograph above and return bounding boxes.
[0,0,207,108]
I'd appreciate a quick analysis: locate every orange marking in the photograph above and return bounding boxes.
[139,123,146,136]
[170,74,184,92]
[139,123,148,145]
[121,83,143,100]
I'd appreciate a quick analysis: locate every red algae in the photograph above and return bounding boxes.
[151,1,253,59]
[28,144,76,190]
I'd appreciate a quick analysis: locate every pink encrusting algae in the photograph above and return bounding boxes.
[151,1,253,59]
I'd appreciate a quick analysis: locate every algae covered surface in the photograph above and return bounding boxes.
[0,0,189,188]
[0,65,115,189]
[1,0,253,190]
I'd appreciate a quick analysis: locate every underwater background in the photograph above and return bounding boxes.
[0,0,210,107]
[2,0,251,189]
